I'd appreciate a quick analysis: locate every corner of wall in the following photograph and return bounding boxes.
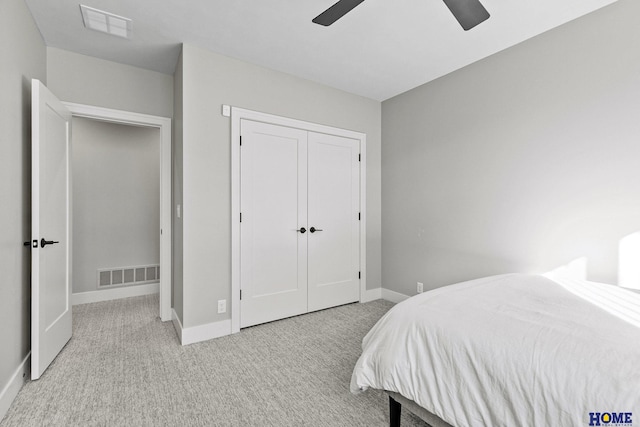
[0,0,46,419]
[171,46,184,325]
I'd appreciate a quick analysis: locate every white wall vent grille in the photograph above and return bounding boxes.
[112,270,123,285]
[99,271,111,287]
[97,264,160,288]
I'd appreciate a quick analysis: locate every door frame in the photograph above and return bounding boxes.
[62,102,173,322]
[230,107,367,334]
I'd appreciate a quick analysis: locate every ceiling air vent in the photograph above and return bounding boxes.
[80,5,132,39]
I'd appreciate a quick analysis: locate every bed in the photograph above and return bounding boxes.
[350,273,640,427]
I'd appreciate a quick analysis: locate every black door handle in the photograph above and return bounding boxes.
[310,227,323,233]
[297,227,306,234]
[40,238,59,248]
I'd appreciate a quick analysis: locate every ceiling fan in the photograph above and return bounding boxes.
[312,0,490,31]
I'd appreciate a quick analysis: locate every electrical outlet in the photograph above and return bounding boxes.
[417,282,424,294]
[217,299,226,314]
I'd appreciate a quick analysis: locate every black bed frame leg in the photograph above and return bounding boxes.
[389,396,402,427]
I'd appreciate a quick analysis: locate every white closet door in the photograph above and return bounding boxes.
[307,132,360,312]
[240,120,308,328]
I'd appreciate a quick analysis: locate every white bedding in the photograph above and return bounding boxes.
[350,274,640,427]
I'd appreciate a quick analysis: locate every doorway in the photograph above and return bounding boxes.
[71,117,160,305]
[64,103,172,321]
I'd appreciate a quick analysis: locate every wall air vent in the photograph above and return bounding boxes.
[97,264,159,288]
[80,5,132,39]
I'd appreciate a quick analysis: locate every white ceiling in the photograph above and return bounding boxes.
[25,0,618,101]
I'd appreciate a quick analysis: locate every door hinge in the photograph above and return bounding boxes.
[358,271,361,279]
[358,153,361,162]
[358,212,361,221]
[240,212,242,222]
[240,290,242,300]
[240,136,242,146]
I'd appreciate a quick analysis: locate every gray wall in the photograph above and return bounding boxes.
[381,0,640,296]
[46,47,173,118]
[179,44,382,328]
[0,0,45,406]
[172,49,184,323]
[72,117,160,294]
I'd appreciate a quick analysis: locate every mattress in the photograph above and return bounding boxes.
[350,274,640,427]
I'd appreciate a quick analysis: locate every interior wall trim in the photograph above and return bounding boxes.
[0,353,30,421]
[173,315,232,346]
[71,283,159,305]
[362,288,382,303]
[381,288,410,304]
[171,309,183,343]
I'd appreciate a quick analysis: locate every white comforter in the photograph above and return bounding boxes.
[350,274,640,427]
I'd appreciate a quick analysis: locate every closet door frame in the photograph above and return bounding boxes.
[230,107,367,334]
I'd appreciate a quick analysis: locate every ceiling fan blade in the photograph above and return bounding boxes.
[312,0,366,26]
[442,0,490,31]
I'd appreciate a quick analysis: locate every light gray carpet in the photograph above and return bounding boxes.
[2,295,428,426]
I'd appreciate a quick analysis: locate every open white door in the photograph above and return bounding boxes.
[31,79,72,380]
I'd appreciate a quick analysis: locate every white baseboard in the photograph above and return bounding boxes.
[72,283,159,305]
[0,353,30,421]
[171,308,183,343]
[361,288,411,304]
[172,311,231,346]
[361,288,382,302]
[381,288,411,303]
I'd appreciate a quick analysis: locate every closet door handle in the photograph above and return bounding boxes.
[40,238,60,248]
[310,227,323,233]
[297,227,307,234]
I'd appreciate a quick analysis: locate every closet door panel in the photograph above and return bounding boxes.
[307,132,360,312]
[240,120,308,328]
